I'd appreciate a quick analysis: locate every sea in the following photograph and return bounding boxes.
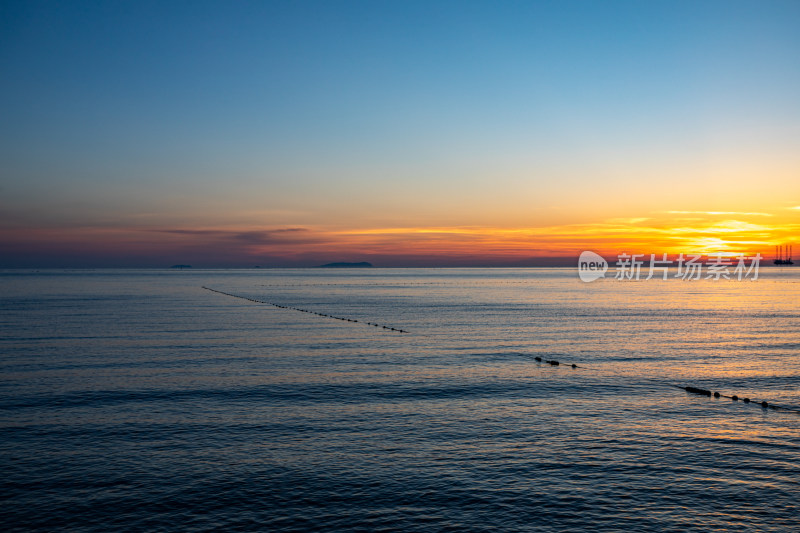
[1,268,798,532]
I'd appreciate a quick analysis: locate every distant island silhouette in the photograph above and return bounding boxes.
[318,262,373,268]
[170,264,192,269]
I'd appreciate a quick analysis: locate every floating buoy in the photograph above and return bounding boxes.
[533,355,583,368]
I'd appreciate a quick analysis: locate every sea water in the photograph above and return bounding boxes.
[1,268,798,531]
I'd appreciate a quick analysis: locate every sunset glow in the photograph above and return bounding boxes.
[3,209,796,267]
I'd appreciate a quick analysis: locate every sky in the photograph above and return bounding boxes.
[1,0,799,267]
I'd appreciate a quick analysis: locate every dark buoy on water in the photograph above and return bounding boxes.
[761,401,769,408]
[571,364,577,369]
[732,395,739,401]
[534,357,542,362]
[743,398,751,403]
[714,391,720,398]
[685,386,712,397]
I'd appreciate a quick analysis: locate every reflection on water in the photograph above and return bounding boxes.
[1,268,798,531]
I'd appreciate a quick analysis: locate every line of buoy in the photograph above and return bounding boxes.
[204,287,799,415]
[679,385,800,414]
[202,286,410,334]
[533,356,580,369]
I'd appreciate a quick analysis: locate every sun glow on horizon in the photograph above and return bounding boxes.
[5,207,795,267]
